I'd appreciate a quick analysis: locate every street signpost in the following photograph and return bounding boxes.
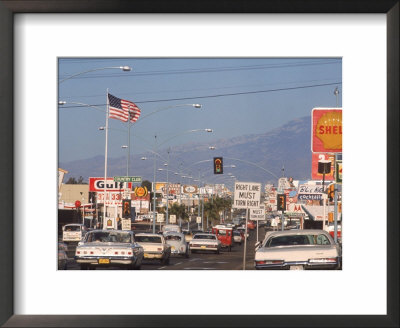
[250,205,265,243]
[157,213,165,231]
[121,219,131,231]
[113,176,142,183]
[169,214,176,224]
[233,181,261,270]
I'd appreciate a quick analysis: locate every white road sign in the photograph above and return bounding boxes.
[196,216,202,224]
[157,213,165,222]
[169,215,176,223]
[250,206,265,220]
[233,182,261,209]
[121,219,131,231]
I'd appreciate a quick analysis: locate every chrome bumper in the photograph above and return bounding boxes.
[255,260,339,270]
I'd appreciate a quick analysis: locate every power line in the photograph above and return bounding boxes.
[59,81,342,108]
[58,59,341,80]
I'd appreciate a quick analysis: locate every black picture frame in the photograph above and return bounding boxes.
[0,1,398,327]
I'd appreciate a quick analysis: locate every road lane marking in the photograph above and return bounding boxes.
[158,266,167,270]
[183,267,216,270]
[174,262,182,266]
[203,261,228,264]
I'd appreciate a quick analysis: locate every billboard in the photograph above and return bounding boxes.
[311,108,342,153]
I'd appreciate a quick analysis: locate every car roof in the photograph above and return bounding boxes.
[136,233,162,236]
[264,229,332,238]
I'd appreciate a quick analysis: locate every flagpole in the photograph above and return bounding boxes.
[127,107,131,178]
[104,89,110,228]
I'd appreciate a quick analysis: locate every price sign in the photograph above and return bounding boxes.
[169,215,176,223]
[157,213,165,222]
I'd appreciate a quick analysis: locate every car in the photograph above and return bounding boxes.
[247,220,256,230]
[233,230,243,245]
[254,229,341,270]
[58,242,69,270]
[162,224,181,233]
[135,233,171,264]
[211,226,234,251]
[236,227,249,239]
[189,233,221,254]
[164,231,189,258]
[75,230,144,270]
[62,223,88,243]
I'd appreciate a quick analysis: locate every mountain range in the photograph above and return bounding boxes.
[59,115,312,185]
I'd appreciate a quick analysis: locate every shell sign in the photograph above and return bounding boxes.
[312,108,342,153]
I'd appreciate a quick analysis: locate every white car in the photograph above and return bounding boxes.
[75,230,144,270]
[189,233,221,254]
[62,223,88,242]
[254,229,341,270]
[162,224,181,233]
[164,231,189,257]
[135,233,171,264]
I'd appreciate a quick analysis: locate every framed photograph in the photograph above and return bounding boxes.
[0,1,398,327]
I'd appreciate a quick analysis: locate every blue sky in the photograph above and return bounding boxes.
[58,58,341,163]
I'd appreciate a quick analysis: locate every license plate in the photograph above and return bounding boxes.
[290,265,304,270]
[99,259,110,264]
[201,246,206,249]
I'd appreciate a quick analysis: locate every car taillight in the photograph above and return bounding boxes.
[83,251,87,254]
[309,258,337,263]
[128,252,132,255]
[115,251,118,255]
[76,251,80,254]
[121,251,125,255]
[256,260,266,265]
[90,251,94,254]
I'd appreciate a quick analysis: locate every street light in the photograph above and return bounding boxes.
[59,66,132,84]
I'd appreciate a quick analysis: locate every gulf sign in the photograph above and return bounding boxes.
[312,108,342,153]
[89,177,132,192]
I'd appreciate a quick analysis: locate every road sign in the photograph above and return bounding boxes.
[250,206,265,220]
[113,176,142,183]
[233,182,261,209]
[156,213,165,222]
[169,215,176,223]
[121,219,131,231]
[196,216,202,224]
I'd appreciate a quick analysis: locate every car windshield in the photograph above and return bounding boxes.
[193,234,216,240]
[165,235,182,241]
[136,235,162,243]
[265,234,331,247]
[233,231,240,236]
[65,225,81,232]
[86,232,132,243]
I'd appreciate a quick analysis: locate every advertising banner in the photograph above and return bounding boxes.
[183,185,199,194]
[312,153,335,180]
[311,108,342,153]
[96,192,124,205]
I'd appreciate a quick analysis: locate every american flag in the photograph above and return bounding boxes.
[108,93,141,123]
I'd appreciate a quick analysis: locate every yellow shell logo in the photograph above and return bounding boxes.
[316,111,342,150]
[134,186,148,197]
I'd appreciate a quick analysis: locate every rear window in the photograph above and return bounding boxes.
[165,235,182,241]
[64,225,81,232]
[193,234,216,240]
[86,232,132,243]
[136,236,162,243]
[265,234,331,247]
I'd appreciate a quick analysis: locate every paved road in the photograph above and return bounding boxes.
[65,228,263,270]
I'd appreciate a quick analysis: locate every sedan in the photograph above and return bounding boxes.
[189,233,221,254]
[254,229,341,270]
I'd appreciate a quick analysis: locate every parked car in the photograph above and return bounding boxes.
[233,230,243,245]
[75,230,144,270]
[164,231,189,258]
[254,229,341,270]
[135,233,171,264]
[58,242,68,270]
[189,233,221,254]
[62,223,88,243]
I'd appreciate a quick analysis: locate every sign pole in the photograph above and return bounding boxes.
[256,219,259,243]
[243,208,249,270]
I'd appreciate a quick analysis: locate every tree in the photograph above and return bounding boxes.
[141,180,152,192]
[65,176,86,184]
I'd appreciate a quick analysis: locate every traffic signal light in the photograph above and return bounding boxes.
[213,157,223,174]
[327,184,335,202]
[277,194,286,211]
[122,199,131,219]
